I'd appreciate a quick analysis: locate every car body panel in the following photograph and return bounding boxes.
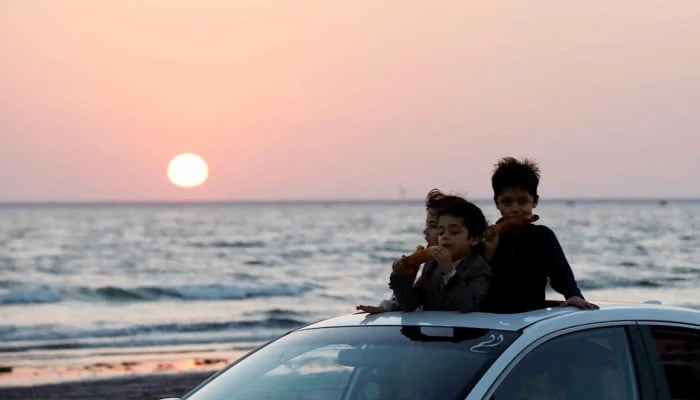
[178,302,700,400]
[469,304,700,399]
[302,306,578,332]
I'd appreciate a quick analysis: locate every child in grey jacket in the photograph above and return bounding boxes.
[356,189,448,313]
[391,196,491,313]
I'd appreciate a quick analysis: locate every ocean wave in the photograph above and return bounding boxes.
[579,278,668,290]
[245,308,313,319]
[132,283,318,301]
[190,240,266,248]
[0,333,271,353]
[0,317,307,346]
[0,282,319,305]
[617,261,639,267]
[0,287,62,305]
[0,279,22,289]
[243,260,271,266]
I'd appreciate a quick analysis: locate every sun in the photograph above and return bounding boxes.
[167,153,209,188]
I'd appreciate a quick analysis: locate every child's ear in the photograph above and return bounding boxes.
[469,236,481,246]
[533,195,539,208]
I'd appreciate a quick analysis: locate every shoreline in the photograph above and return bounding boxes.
[0,348,250,400]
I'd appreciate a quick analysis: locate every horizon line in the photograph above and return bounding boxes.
[0,196,698,206]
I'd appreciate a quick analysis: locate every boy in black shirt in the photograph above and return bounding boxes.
[481,157,597,313]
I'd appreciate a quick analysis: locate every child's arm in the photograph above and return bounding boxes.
[390,267,425,312]
[358,257,435,314]
[543,227,598,310]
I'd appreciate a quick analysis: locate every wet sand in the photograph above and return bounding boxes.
[0,348,249,400]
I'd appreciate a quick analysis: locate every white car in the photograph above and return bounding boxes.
[170,301,700,399]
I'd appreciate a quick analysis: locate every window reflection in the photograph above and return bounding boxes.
[651,326,700,400]
[492,327,638,400]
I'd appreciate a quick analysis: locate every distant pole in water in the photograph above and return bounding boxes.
[398,185,406,199]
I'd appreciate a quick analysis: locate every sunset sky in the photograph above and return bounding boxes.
[1,1,699,202]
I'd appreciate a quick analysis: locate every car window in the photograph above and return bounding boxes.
[491,327,639,400]
[184,326,519,400]
[649,326,700,400]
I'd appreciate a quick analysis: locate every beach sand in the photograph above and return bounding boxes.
[0,348,249,400]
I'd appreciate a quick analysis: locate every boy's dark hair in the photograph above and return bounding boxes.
[491,157,541,200]
[436,196,488,239]
[424,188,446,210]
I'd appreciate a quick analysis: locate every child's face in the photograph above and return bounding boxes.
[423,209,440,246]
[437,214,480,260]
[495,186,539,218]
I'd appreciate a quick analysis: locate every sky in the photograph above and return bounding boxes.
[1,1,699,202]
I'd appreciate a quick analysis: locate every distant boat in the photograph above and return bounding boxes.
[659,200,668,207]
[565,200,575,207]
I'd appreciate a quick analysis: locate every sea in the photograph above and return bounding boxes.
[0,200,698,373]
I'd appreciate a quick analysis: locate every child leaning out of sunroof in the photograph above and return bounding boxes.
[480,156,598,313]
[356,189,448,313]
[390,195,492,313]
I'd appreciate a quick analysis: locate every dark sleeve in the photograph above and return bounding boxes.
[540,226,583,299]
[444,259,492,313]
[413,260,438,287]
[390,273,424,311]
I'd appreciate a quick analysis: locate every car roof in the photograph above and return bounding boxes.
[301,302,700,332]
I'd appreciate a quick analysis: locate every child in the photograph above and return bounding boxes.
[481,157,598,313]
[356,189,447,313]
[400,189,446,287]
[391,196,491,313]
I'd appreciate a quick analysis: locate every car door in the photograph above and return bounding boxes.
[639,323,700,400]
[486,326,650,400]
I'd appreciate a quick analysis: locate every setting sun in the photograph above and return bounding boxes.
[167,153,209,189]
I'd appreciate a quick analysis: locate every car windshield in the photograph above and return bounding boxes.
[184,325,519,400]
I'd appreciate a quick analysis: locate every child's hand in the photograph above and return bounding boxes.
[563,296,599,310]
[482,225,499,261]
[432,247,453,274]
[391,259,406,274]
[356,305,386,314]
